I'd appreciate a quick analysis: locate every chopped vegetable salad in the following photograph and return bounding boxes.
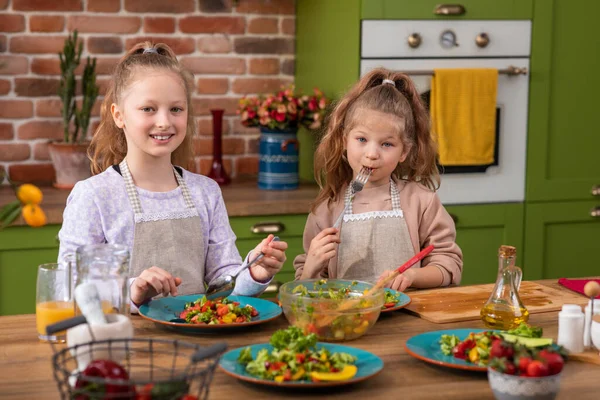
[179,296,258,325]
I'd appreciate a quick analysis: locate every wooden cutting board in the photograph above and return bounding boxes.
[404,281,589,323]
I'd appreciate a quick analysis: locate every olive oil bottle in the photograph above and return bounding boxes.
[480,245,529,330]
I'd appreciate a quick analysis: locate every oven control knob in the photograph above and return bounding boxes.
[440,30,458,49]
[476,33,490,48]
[408,33,422,48]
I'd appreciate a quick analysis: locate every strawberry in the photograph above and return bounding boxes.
[526,360,550,377]
[490,340,514,359]
[517,355,533,374]
[537,349,564,375]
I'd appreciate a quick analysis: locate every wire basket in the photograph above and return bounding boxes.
[46,315,227,400]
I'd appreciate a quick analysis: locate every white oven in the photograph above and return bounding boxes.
[360,20,531,205]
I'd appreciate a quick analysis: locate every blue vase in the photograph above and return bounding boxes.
[258,127,299,190]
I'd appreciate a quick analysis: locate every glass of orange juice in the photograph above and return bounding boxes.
[36,260,74,342]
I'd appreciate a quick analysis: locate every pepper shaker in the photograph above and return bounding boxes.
[557,304,585,354]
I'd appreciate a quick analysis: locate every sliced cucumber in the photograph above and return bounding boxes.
[500,333,553,347]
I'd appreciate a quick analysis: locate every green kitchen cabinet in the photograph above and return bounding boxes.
[523,201,600,280]
[526,0,600,202]
[446,203,524,286]
[0,225,61,316]
[362,0,533,20]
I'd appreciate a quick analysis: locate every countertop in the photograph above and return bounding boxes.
[0,279,598,399]
[0,179,320,226]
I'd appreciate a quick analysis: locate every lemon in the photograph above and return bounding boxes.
[17,184,43,205]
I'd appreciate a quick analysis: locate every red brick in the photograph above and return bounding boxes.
[8,163,55,185]
[181,57,245,75]
[180,16,245,34]
[197,36,231,54]
[15,78,60,97]
[0,0,7,9]
[0,100,33,118]
[90,99,102,117]
[0,79,9,94]
[248,17,278,34]
[68,16,141,34]
[281,58,294,75]
[18,121,63,140]
[234,37,294,54]
[125,37,194,55]
[0,123,14,140]
[281,18,295,35]
[0,15,25,32]
[31,58,61,75]
[33,142,50,160]
[96,78,110,96]
[124,0,194,13]
[192,97,239,116]
[36,99,63,117]
[235,0,294,15]
[249,58,279,75]
[199,0,232,13]
[0,55,28,74]
[13,0,82,11]
[248,137,259,153]
[232,78,291,94]
[88,0,120,12]
[197,78,229,95]
[0,35,6,52]
[10,36,66,54]
[199,158,232,176]
[232,119,260,135]
[235,156,259,176]
[143,17,175,33]
[193,137,245,156]
[0,143,30,161]
[196,117,230,136]
[30,16,64,32]
[94,57,120,75]
[88,37,123,54]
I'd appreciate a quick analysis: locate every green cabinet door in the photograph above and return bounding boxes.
[362,0,533,19]
[0,225,61,315]
[527,0,600,201]
[229,214,308,293]
[523,201,600,280]
[445,203,524,286]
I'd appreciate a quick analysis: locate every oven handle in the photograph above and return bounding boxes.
[434,4,466,16]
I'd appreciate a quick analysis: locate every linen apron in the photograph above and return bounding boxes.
[337,180,419,283]
[120,160,205,296]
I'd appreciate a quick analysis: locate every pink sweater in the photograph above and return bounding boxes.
[293,178,463,286]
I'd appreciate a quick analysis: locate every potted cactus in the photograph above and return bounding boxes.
[47,30,99,189]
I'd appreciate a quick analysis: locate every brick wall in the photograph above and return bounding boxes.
[0,0,295,184]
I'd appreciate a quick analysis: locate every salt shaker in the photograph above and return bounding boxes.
[583,281,600,349]
[557,304,585,353]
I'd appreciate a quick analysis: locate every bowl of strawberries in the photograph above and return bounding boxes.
[487,339,567,400]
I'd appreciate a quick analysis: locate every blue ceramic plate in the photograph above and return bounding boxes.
[404,328,488,371]
[138,295,282,333]
[219,342,384,388]
[381,288,411,313]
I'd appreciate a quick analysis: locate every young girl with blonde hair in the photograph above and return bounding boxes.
[59,42,288,309]
[294,68,462,291]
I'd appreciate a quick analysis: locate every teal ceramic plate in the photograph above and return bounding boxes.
[381,288,411,313]
[404,328,488,371]
[138,295,282,333]
[219,342,384,388]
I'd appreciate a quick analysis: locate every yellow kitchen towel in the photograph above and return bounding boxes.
[430,68,498,165]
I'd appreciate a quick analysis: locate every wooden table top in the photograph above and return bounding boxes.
[1,279,598,400]
[0,178,319,226]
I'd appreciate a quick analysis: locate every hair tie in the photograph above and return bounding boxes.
[143,48,158,55]
[382,79,396,87]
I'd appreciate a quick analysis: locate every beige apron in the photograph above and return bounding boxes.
[120,160,205,296]
[337,179,418,283]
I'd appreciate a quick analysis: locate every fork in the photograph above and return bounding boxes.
[333,167,372,228]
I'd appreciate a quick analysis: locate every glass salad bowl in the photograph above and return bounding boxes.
[278,279,384,342]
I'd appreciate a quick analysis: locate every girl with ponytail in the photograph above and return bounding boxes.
[294,67,462,290]
[59,42,288,310]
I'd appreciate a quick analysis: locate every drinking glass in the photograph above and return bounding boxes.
[36,258,74,342]
[75,244,131,316]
